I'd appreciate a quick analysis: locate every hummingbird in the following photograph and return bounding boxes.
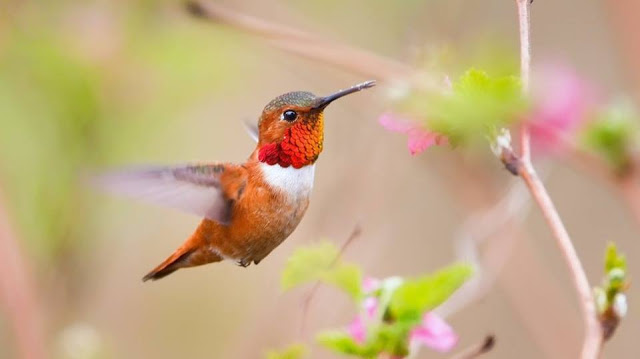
[99,80,375,281]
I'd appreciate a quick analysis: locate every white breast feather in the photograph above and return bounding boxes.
[259,163,315,199]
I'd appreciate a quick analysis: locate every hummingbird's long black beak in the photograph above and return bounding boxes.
[313,80,376,109]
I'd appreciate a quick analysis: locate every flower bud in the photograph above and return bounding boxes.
[613,293,628,318]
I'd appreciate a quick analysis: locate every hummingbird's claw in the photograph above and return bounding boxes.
[237,258,251,267]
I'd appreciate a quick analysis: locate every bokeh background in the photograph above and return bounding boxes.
[1,0,639,358]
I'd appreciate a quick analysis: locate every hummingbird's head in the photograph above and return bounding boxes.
[257,80,375,168]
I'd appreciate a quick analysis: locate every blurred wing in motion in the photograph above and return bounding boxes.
[95,163,247,225]
[243,120,259,143]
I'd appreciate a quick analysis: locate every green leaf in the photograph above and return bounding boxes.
[281,242,362,300]
[372,322,412,357]
[401,68,526,145]
[389,263,473,321]
[322,263,363,300]
[281,242,339,290]
[605,242,626,272]
[581,101,639,173]
[597,242,629,312]
[317,322,413,358]
[317,331,379,358]
[603,242,627,297]
[266,343,308,359]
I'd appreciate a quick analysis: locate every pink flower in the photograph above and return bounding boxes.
[409,313,458,353]
[528,65,594,152]
[363,297,379,318]
[362,277,381,294]
[379,112,448,155]
[347,316,367,343]
[347,296,379,343]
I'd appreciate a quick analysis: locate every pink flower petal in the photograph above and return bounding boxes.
[379,112,415,133]
[379,112,446,155]
[362,277,381,294]
[347,316,367,344]
[528,65,594,152]
[409,313,458,353]
[407,128,437,155]
[363,297,378,319]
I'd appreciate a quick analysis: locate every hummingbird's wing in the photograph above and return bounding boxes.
[243,120,259,143]
[95,163,247,225]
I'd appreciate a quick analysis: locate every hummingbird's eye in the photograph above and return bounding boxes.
[281,110,298,122]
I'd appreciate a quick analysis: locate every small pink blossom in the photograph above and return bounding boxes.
[409,313,458,353]
[347,316,367,343]
[363,297,378,318]
[528,65,594,152]
[347,295,379,343]
[379,112,448,155]
[362,277,381,294]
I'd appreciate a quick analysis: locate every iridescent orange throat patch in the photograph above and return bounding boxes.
[258,115,324,169]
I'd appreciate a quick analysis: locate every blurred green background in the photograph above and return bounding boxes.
[0,0,638,358]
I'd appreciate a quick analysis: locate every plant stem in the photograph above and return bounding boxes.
[186,0,444,90]
[0,194,46,359]
[514,0,601,357]
[299,225,361,336]
[448,335,495,359]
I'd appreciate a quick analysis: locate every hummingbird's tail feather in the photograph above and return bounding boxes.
[142,247,225,281]
[142,220,225,281]
[142,249,195,281]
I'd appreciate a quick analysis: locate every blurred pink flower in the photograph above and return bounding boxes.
[347,316,367,343]
[363,297,378,318]
[379,112,448,155]
[409,313,458,353]
[362,277,381,294]
[528,66,594,151]
[347,280,381,344]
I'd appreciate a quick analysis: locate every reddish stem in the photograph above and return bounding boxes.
[515,1,602,357]
[0,194,46,359]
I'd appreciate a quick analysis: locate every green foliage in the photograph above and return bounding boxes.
[368,321,413,357]
[594,243,628,316]
[323,263,364,300]
[605,242,627,274]
[265,344,308,359]
[318,264,470,357]
[315,263,471,358]
[603,243,628,300]
[317,331,379,358]
[581,101,639,173]
[399,68,526,145]
[317,322,413,359]
[0,30,106,260]
[281,243,472,358]
[281,242,363,299]
[389,263,473,321]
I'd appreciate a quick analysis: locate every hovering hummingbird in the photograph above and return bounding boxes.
[100,80,375,281]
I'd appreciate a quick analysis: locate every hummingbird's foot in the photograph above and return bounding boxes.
[237,258,251,267]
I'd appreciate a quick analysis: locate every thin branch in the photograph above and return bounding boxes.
[433,156,581,358]
[518,165,601,358]
[514,1,602,357]
[0,193,46,359]
[448,335,495,359]
[185,0,443,90]
[517,0,532,162]
[299,224,362,335]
